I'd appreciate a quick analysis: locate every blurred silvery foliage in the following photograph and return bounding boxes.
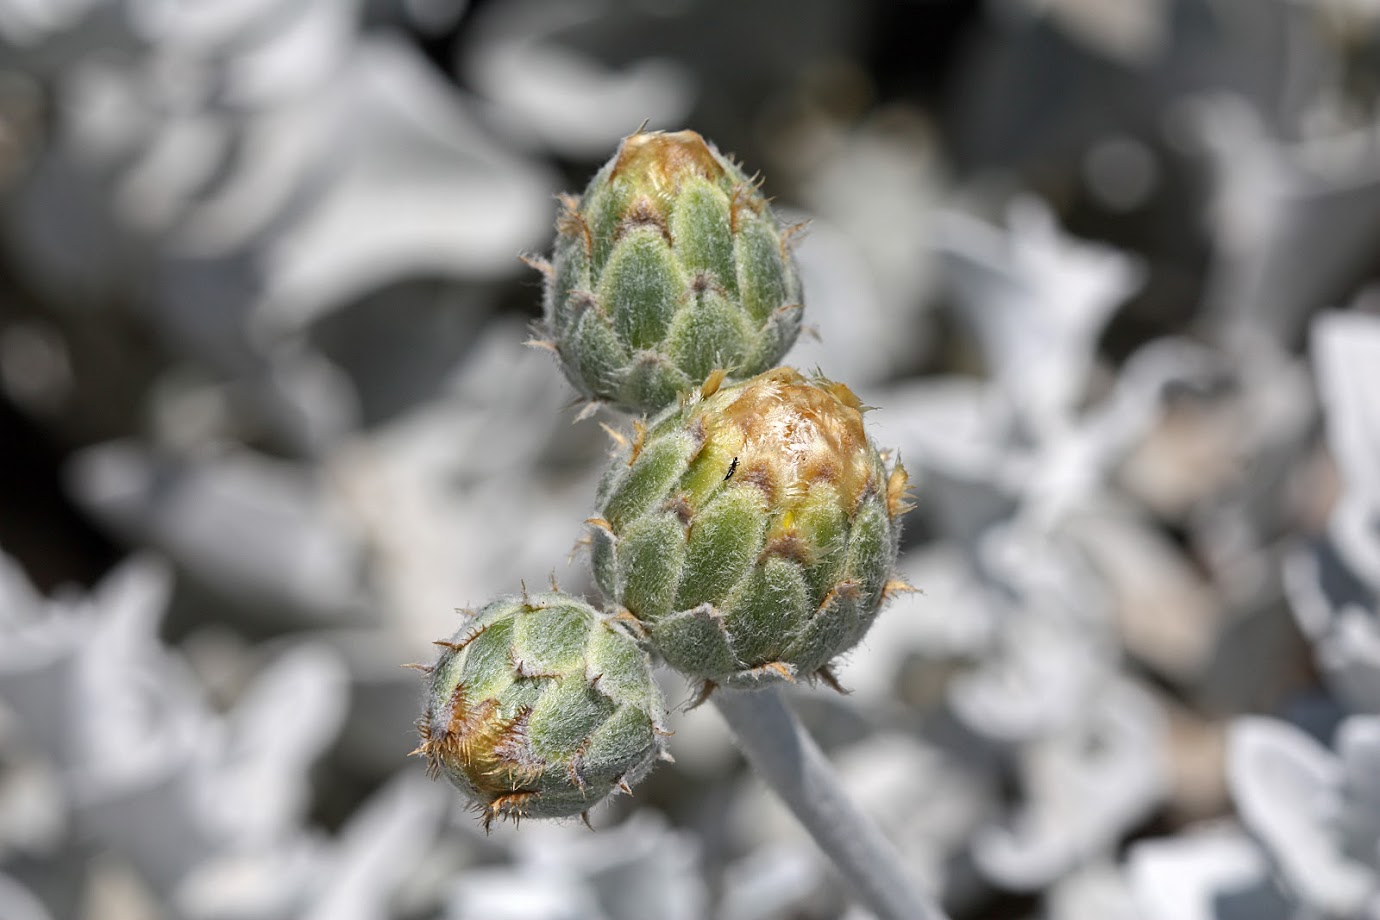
[1126,715,1380,920]
[1123,308,1380,920]
[2,0,1380,919]
[1286,310,1380,713]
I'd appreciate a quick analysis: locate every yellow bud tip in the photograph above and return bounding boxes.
[610,130,726,201]
[699,367,874,514]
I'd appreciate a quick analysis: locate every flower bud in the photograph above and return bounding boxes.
[531,129,804,415]
[415,591,669,828]
[588,367,913,694]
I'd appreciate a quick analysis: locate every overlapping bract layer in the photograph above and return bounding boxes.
[534,129,804,414]
[589,368,913,690]
[415,592,668,828]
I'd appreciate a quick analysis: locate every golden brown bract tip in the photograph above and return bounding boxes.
[610,130,727,201]
[708,368,873,512]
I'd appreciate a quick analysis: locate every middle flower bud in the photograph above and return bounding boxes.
[588,367,913,692]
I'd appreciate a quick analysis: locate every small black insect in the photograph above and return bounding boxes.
[724,456,739,481]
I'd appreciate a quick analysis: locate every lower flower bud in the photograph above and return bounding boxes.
[414,591,669,829]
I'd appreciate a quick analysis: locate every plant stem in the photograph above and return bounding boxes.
[713,687,951,920]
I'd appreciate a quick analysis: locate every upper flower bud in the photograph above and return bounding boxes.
[414,591,669,829]
[587,367,914,694]
[530,129,804,415]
